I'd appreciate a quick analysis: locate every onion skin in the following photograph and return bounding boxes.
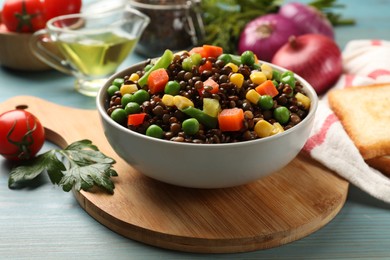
[238,14,300,62]
[271,34,342,95]
[278,2,334,39]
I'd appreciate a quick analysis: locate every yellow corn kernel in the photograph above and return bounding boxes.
[260,63,273,80]
[246,89,261,104]
[225,62,238,72]
[229,73,244,88]
[271,122,285,136]
[250,71,267,85]
[173,95,194,110]
[161,94,175,107]
[295,92,311,109]
[254,119,274,138]
[120,84,138,95]
[129,73,140,82]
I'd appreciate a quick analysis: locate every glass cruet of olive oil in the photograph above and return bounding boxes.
[30,5,150,96]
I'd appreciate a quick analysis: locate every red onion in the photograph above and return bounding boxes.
[238,14,300,62]
[271,34,342,95]
[278,2,334,39]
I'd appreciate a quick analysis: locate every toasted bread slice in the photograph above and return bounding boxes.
[328,84,390,159]
[366,155,390,177]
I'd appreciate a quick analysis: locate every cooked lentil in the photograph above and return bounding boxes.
[106,50,311,144]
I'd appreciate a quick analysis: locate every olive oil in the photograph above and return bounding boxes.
[57,33,137,77]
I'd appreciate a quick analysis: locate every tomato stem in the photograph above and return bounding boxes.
[14,0,39,32]
[6,117,37,160]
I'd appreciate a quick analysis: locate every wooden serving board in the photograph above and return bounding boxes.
[0,96,349,253]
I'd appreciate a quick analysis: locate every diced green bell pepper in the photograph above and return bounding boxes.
[138,49,174,87]
[181,106,218,129]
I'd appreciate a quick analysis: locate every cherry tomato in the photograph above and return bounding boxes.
[1,0,82,33]
[43,0,82,21]
[0,109,45,161]
[2,0,46,33]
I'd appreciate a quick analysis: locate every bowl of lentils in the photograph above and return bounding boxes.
[97,45,318,188]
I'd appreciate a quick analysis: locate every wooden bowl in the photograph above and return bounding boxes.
[0,11,53,71]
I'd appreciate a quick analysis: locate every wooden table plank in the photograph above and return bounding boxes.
[1,0,390,259]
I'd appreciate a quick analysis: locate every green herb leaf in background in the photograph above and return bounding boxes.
[199,0,354,54]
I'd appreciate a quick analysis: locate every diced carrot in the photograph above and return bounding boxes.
[127,113,146,126]
[198,60,212,74]
[202,45,223,58]
[147,68,169,94]
[198,77,219,96]
[189,46,207,58]
[189,45,223,58]
[218,108,244,132]
[255,80,279,97]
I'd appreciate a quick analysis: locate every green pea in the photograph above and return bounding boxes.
[182,57,193,71]
[110,108,127,124]
[131,89,150,104]
[164,80,181,95]
[240,50,255,66]
[182,118,200,135]
[125,102,141,114]
[217,53,232,64]
[107,85,119,96]
[281,70,294,78]
[121,93,133,107]
[144,64,153,72]
[112,78,124,87]
[258,95,274,110]
[146,124,164,139]
[272,70,281,82]
[273,106,290,124]
[281,71,296,88]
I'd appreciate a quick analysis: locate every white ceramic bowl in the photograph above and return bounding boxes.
[97,60,318,188]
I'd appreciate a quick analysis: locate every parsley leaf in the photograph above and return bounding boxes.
[8,139,118,194]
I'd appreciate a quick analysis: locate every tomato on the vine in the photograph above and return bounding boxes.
[1,0,46,33]
[43,0,82,21]
[0,109,45,161]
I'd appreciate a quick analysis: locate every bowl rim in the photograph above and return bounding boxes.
[96,59,319,148]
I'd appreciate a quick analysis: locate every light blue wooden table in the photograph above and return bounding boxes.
[1,1,390,259]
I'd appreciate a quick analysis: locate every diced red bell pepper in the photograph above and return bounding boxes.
[198,60,212,74]
[198,77,219,96]
[127,113,146,126]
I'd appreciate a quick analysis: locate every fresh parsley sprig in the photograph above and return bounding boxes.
[8,140,118,194]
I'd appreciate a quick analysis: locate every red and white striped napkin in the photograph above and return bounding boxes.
[303,39,390,203]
